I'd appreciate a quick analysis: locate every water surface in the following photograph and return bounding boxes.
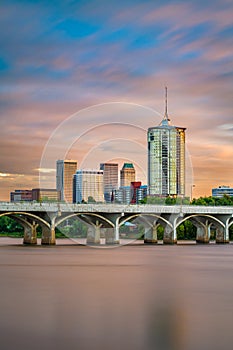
[0,242,233,350]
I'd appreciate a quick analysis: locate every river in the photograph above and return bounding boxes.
[0,240,233,350]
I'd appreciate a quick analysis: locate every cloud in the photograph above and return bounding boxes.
[35,168,56,174]
[0,173,11,177]
[0,0,233,199]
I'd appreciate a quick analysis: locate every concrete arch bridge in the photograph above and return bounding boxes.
[0,203,232,245]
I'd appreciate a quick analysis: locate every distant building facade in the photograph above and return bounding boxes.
[135,185,147,203]
[120,163,135,187]
[10,190,32,202]
[56,160,77,203]
[115,183,147,204]
[32,188,60,202]
[148,88,186,197]
[100,163,118,202]
[115,186,132,204]
[212,186,233,198]
[73,170,104,203]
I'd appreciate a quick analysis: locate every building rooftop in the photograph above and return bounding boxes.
[122,163,134,169]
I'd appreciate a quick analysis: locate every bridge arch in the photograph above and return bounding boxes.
[119,213,173,229]
[55,212,115,228]
[175,214,225,230]
[0,212,50,228]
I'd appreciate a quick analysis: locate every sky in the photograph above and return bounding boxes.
[0,0,233,200]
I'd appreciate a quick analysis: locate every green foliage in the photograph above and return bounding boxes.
[139,198,147,204]
[143,196,190,205]
[144,195,233,206]
[138,224,145,237]
[57,218,88,238]
[229,225,233,240]
[87,196,96,203]
[157,225,164,240]
[176,220,196,240]
[154,221,196,240]
[0,216,23,234]
[146,196,166,205]
[165,196,190,205]
[191,195,233,206]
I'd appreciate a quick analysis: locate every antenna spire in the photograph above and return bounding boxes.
[164,86,168,120]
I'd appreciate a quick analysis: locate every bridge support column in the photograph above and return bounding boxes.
[225,224,230,243]
[23,226,37,244]
[86,221,102,245]
[196,225,209,244]
[105,227,119,245]
[86,226,96,244]
[216,226,229,244]
[23,223,37,245]
[41,226,56,245]
[106,217,120,245]
[144,224,158,244]
[163,226,176,244]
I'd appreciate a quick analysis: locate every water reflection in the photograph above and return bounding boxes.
[0,244,233,350]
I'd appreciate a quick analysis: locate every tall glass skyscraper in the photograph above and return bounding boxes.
[148,88,186,197]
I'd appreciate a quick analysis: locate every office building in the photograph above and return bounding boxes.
[56,160,77,203]
[73,170,104,203]
[10,190,32,202]
[32,188,61,202]
[120,163,136,187]
[136,185,147,203]
[212,186,233,198]
[100,163,118,202]
[115,186,132,204]
[130,182,143,204]
[115,183,147,204]
[148,88,186,196]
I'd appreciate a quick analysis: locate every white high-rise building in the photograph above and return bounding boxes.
[73,170,104,203]
[148,88,186,197]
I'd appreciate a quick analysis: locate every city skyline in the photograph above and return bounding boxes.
[0,0,233,200]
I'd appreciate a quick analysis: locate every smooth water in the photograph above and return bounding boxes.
[0,241,233,350]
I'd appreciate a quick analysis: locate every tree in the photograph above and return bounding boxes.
[147,196,166,205]
[191,195,233,206]
[88,196,96,203]
[176,220,196,240]
[0,216,24,235]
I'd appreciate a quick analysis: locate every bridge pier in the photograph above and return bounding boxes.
[163,226,176,244]
[196,224,209,244]
[144,224,158,244]
[105,217,120,245]
[23,222,37,245]
[104,225,119,245]
[86,221,102,245]
[41,226,56,245]
[216,226,229,244]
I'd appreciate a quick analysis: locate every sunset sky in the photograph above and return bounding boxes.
[0,0,233,201]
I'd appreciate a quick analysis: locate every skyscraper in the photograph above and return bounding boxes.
[73,169,104,203]
[148,88,186,197]
[100,163,118,202]
[120,163,136,187]
[56,160,77,203]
